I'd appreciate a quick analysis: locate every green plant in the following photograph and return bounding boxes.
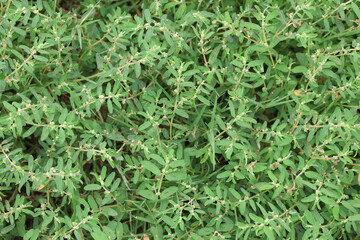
[0,0,359,239]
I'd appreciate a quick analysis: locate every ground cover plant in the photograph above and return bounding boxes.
[0,0,360,239]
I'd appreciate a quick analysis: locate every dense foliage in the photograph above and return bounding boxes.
[0,0,360,239]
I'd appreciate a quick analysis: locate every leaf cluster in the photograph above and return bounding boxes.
[0,0,359,239]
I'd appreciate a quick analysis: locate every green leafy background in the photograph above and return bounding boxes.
[0,0,359,239]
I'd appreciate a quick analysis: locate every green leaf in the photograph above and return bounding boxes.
[3,101,16,112]
[165,171,187,181]
[351,2,360,18]
[40,126,50,141]
[34,55,48,62]
[301,194,316,203]
[204,186,215,197]
[15,117,23,135]
[183,69,200,77]
[77,28,82,49]
[161,215,175,227]
[231,60,243,68]
[143,160,161,176]
[197,227,214,236]
[144,9,152,23]
[84,184,102,191]
[319,196,336,207]
[304,210,316,225]
[342,201,357,213]
[175,109,189,118]
[348,214,360,222]
[264,227,275,240]
[91,230,108,240]
[209,45,221,65]
[292,66,307,73]
[266,10,279,21]
[58,108,68,124]
[332,205,339,220]
[58,128,65,144]
[96,53,103,70]
[139,121,152,131]
[160,186,178,199]
[278,135,292,146]
[14,27,26,36]
[134,63,141,78]
[116,223,124,239]
[138,190,157,200]
[106,133,124,141]
[107,99,113,114]
[150,154,166,165]
[249,213,264,223]
[1,224,15,234]
[104,172,116,187]
[241,21,261,31]
[229,188,242,199]
[217,171,231,179]
[24,229,39,240]
[254,182,274,191]
[88,195,99,211]
[190,232,203,240]
[248,44,267,52]
[175,4,186,19]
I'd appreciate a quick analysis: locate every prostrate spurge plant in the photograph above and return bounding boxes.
[0,0,359,239]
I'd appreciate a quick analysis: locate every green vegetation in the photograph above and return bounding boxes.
[0,0,359,239]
